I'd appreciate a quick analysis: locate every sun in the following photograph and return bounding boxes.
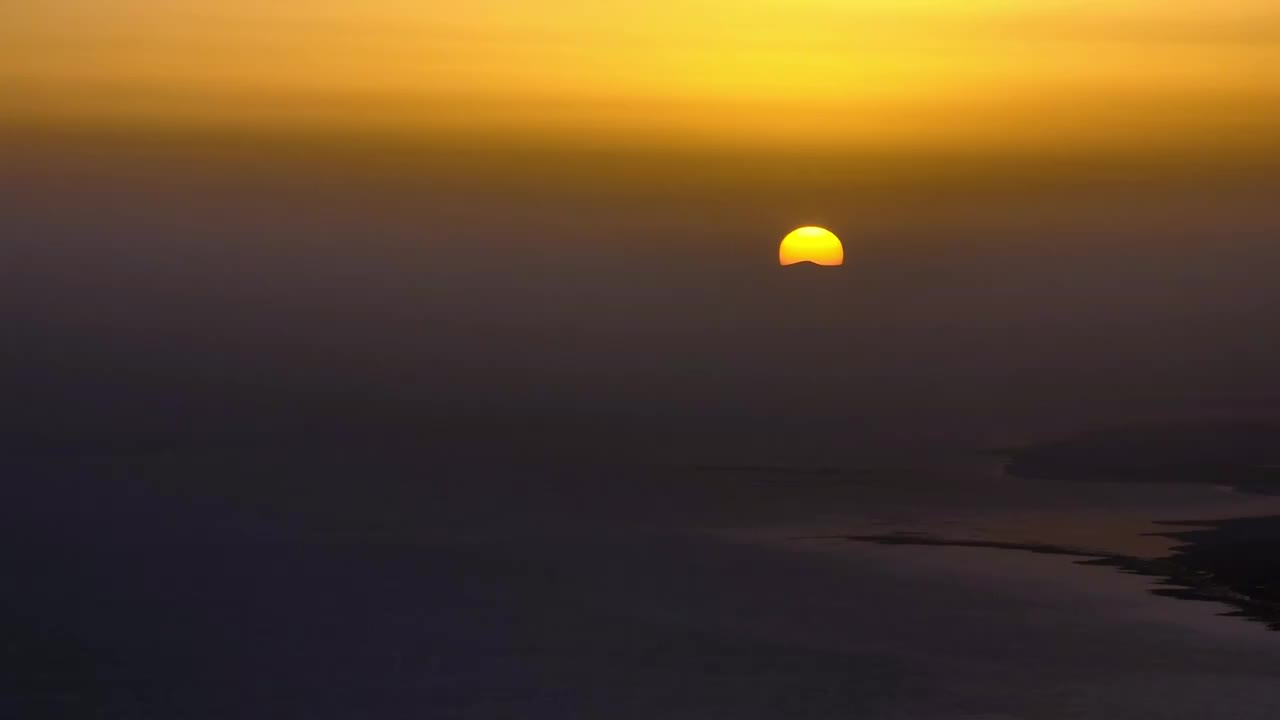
[779,226,843,267]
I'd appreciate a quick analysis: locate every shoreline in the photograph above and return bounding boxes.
[820,516,1280,632]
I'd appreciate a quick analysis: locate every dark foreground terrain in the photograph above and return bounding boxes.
[6,421,1280,718]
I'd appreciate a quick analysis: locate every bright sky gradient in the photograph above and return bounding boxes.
[3,1,1279,151]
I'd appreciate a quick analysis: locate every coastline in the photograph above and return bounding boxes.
[824,516,1280,631]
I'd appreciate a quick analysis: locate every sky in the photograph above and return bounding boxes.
[3,0,1280,450]
[4,0,1280,152]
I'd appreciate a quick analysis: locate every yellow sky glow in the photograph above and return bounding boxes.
[3,1,1278,151]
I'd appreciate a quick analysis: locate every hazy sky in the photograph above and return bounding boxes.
[4,0,1279,152]
[3,1,1280,447]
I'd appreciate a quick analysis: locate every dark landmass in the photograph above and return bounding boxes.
[1000,420,1280,493]
[1143,516,1280,628]
[817,533,1105,558]
[825,515,1280,631]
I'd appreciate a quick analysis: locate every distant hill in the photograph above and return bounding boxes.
[1001,420,1280,493]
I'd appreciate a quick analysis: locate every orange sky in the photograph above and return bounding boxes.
[3,1,1279,152]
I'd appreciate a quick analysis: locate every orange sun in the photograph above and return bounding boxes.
[779,226,843,266]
